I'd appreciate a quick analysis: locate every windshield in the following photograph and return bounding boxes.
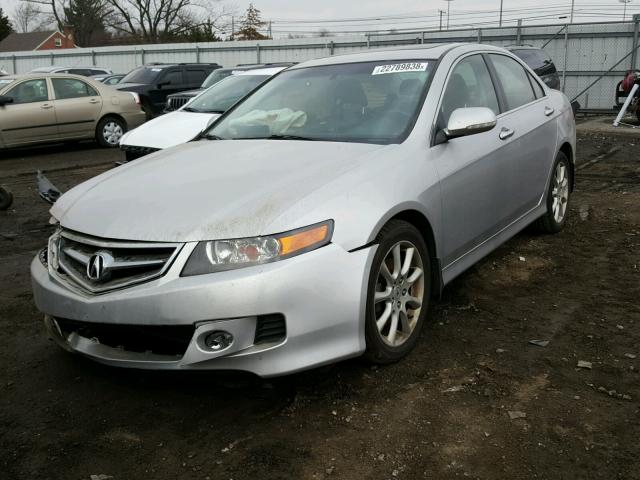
[201,69,234,89]
[184,74,271,114]
[206,60,435,144]
[121,66,163,84]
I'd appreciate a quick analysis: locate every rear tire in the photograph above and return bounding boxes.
[96,116,126,148]
[364,220,431,364]
[533,152,572,234]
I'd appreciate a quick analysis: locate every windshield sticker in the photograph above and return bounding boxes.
[372,62,428,75]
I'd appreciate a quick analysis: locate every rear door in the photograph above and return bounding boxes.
[51,77,103,139]
[486,53,557,217]
[432,54,520,268]
[0,78,58,147]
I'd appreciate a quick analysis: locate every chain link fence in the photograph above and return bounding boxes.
[2,18,639,111]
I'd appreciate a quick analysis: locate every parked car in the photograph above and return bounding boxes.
[32,44,575,377]
[30,66,113,76]
[91,74,125,86]
[508,46,561,90]
[165,63,296,111]
[115,63,221,118]
[0,74,145,149]
[120,66,289,161]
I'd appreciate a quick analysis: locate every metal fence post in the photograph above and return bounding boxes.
[256,43,261,63]
[195,45,200,63]
[91,50,96,66]
[477,28,482,44]
[50,52,54,65]
[562,24,569,92]
[631,14,640,70]
[330,41,335,55]
[421,31,425,44]
[366,34,370,48]
[516,19,522,45]
[11,55,16,74]
[141,48,145,65]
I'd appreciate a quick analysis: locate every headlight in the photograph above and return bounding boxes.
[181,220,333,276]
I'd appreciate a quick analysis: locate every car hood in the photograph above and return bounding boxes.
[52,140,386,243]
[168,89,202,98]
[120,111,219,149]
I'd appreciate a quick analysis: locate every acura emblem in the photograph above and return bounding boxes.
[86,251,113,282]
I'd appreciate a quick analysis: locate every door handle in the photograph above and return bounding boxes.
[40,104,53,109]
[544,106,555,116]
[499,127,515,140]
[89,99,100,104]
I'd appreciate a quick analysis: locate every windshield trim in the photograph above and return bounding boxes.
[200,58,442,146]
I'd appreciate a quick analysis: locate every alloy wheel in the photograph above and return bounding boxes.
[373,241,425,347]
[551,161,570,223]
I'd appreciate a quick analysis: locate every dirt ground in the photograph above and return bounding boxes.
[0,129,639,480]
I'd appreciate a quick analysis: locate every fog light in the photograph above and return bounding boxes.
[204,331,233,351]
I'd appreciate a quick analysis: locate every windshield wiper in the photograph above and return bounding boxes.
[202,133,224,140]
[182,107,200,112]
[254,134,318,141]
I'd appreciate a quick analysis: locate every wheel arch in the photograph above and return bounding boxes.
[369,209,443,298]
[97,112,128,131]
[558,141,575,191]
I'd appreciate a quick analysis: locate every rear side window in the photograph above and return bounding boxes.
[68,69,91,76]
[90,69,109,75]
[6,79,48,104]
[528,73,545,99]
[440,54,500,126]
[52,78,98,99]
[489,54,536,111]
[186,69,207,85]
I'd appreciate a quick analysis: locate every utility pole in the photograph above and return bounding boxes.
[570,0,575,23]
[499,0,504,27]
[439,10,445,31]
[444,0,454,30]
[620,0,632,22]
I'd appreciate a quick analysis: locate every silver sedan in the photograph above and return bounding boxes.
[31,43,575,376]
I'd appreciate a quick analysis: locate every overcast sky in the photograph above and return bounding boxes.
[2,0,639,36]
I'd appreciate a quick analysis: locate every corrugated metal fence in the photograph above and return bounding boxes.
[2,18,640,110]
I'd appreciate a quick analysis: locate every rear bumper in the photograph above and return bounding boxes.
[31,243,375,377]
[122,111,146,130]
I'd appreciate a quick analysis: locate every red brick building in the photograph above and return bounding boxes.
[0,28,77,53]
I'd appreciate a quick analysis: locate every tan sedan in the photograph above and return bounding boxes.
[0,73,146,149]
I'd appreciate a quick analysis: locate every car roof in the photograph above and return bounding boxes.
[31,66,110,72]
[235,66,288,76]
[1,73,104,81]
[289,43,507,69]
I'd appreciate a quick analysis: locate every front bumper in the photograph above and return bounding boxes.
[31,243,375,377]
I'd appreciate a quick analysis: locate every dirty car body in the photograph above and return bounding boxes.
[31,44,576,377]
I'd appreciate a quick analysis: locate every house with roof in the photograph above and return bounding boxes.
[0,27,76,53]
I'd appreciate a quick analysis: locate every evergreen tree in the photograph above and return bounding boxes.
[0,8,14,42]
[235,3,267,41]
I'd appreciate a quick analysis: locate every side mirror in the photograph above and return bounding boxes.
[444,107,497,139]
[0,95,14,106]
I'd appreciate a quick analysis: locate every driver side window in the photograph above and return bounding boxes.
[6,79,49,105]
[440,55,499,128]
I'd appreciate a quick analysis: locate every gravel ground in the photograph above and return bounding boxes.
[0,132,639,480]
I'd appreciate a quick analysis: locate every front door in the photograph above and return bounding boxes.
[51,77,103,139]
[0,78,58,147]
[432,54,521,269]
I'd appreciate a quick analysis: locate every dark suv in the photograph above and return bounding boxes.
[165,63,295,112]
[507,46,561,90]
[116,63,220,117]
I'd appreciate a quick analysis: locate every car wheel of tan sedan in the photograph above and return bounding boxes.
[97,116,126,148]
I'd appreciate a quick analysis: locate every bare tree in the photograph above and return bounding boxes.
[106,0,231,43]
[13,3,51,33]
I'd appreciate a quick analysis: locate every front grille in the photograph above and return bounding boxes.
[166,95,191,111]
[55,318,194,356]
[120,144,160,161]
[54,229,182,294]
[254,314,286,344]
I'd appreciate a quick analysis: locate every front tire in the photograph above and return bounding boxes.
[96,116,126,148]
[533,151,572,233]
[365,220,430,364]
